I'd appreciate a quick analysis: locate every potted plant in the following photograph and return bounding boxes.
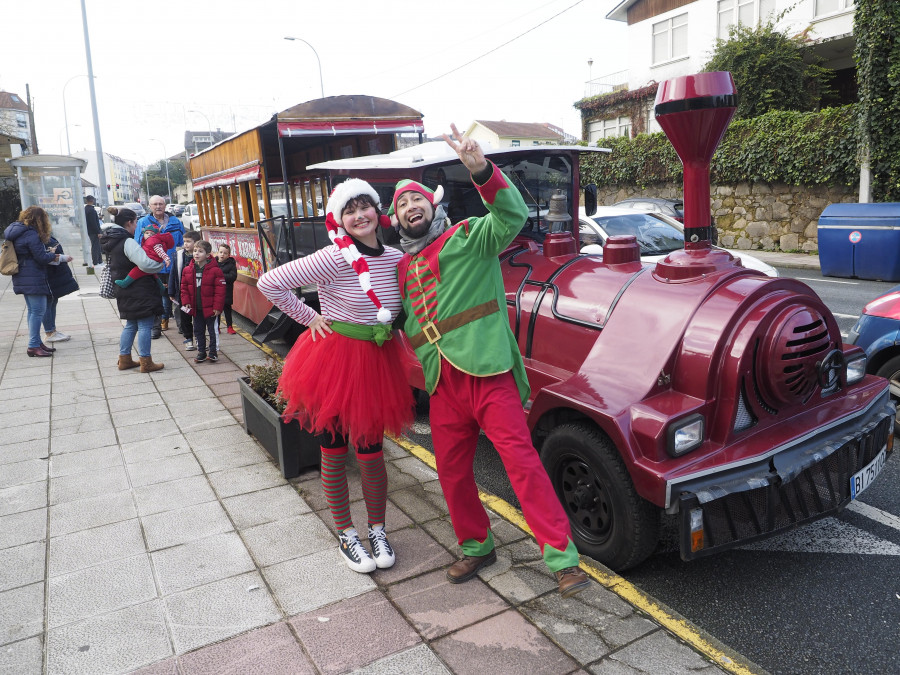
[239,358,319,479]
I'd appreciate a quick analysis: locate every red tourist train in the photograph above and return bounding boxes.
[189,74,894,570]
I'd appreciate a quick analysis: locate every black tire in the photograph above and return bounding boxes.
[875,355,900,433]
[542,423,659,571]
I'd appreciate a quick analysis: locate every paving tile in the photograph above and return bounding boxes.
[0,582,44,644]
[0,508,46,550]
[104,380,159,399]
[349,644,451,675]
[46,600,172,675]
[142,500,233,550]
[0,438,49,466]
[0,458,47,489]
[222,485,312,530]
[49,465,129,505]
[192,440,271,473]
[291,590,420,674]
[389,482,449,523]
[151,531,255,595]
[432,609,577,675]
[592,628,720,674]
[163,571,281,654]
[133,474,216,517]
[185,423,254,449]
[51,413,114,438]
[153,376,203,392]
[107,392,165,413]
[208,461,285,499]
[49,445,121,478]
[0,541,45,592]
[126,453,203,488]
[114,423,181,445]
[187,369,240,386]
[370,525,454,586]
[50,427,118,455]
[49,518,146,577]
[387,568,508,639]
[158,385,211,404]
[50,390,106,407]
[0,635,43,675]
[130,657,179,675]
[478,550,558,605]
[263,549,376,615]
[391,455,441,483]
[121,433,191,464]
[209,381,240,397]
[50,399,109,420]
[177,621,313,675]
[48,554,157,629]
[51,378,104,394]
[0,394,49,413]
[114,404,173,428]
[219,393,243,410]
[242,513,334,567]
[4,421,49,446]
[522,585,655,664]
[176,412,237,433]
[49,490,137,537]
[0,481,46,517]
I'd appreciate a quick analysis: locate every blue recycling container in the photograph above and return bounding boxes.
[818,203,900,281]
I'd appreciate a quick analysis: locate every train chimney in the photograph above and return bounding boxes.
[653,71,740,281]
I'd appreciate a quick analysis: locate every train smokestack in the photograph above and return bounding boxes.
[653,72,740,280]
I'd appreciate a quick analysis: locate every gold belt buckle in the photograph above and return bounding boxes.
[421,321,441,344]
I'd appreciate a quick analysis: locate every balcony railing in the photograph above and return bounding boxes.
[584,70,629,98]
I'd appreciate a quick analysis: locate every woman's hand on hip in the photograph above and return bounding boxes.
[308,314,333,342]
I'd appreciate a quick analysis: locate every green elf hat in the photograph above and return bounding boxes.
[388,179,444,216]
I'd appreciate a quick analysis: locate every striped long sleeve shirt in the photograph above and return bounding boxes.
[257,243,403,326]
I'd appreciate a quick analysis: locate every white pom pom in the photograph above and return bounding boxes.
[377,307,392,323]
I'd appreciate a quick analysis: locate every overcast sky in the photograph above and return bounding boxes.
[2,0,628,168]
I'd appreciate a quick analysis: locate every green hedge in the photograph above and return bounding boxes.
[581,105,860,189]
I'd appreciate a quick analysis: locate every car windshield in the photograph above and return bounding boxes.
[590,213,684,255]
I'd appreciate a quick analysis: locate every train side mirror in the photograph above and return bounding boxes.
[583,184,597,217]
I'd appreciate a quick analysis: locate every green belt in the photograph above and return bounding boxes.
[329,320,393,346]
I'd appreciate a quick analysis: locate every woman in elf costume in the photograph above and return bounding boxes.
[257,179,414,574]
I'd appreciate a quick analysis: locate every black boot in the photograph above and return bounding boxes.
[151,316,161,340]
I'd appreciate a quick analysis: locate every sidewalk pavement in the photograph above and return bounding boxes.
[0,264,763,675]
[725,248,821,271]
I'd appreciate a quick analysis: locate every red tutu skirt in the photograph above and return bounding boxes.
[277,330,415,448]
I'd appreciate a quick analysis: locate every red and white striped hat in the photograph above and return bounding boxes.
[324,179,393,324]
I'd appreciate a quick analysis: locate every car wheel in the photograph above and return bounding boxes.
[875,355,900,433]
[542,423,658,571]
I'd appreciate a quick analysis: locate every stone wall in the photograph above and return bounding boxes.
[597,182,860,253]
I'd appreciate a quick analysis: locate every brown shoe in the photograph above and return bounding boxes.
[160,318,169,331]
[555,567,590,598]
[117,354,139,370]
[446,550,497,584]
[139,356,164,373]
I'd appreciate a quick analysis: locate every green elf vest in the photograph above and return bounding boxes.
[398,162,530,404]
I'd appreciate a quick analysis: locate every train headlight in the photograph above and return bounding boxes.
[846,355,867,384]
[667,414,705,457]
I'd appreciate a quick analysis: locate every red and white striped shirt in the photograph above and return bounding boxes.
[257,244,403,326]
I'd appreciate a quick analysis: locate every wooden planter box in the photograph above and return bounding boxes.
[238,376,319,479]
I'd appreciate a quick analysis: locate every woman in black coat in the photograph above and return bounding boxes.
[100,207,165,373]
[43,236,80,344]
[4,207,74,357]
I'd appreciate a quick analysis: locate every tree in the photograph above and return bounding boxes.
[703,19,832,120]
[854,0,900,201]
[145,157,189,200]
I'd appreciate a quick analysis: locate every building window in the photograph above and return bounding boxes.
[16,113,27,128]
[588,117,631,143]
[511,140,520,147]
[652,13,688,64]
[717,0,775,39]
[814,0,853,17]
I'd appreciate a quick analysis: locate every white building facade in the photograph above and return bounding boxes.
[73,150,144,206]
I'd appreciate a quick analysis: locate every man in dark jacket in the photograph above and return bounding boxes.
[84,196,103,266]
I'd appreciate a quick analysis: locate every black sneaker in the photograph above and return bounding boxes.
[368,525,395,569]
[194,352,207,363]
[208,352,218,362]
[338,528,376,573]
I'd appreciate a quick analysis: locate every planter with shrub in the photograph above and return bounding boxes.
[239,359,319,479]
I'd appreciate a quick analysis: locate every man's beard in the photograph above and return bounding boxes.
[402,214,433,239]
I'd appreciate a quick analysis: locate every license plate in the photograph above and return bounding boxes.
[850,447,887,499]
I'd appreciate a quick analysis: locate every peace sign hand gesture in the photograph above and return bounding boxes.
[442,123,488,174]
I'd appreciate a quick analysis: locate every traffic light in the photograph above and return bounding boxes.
[116,183,120,189]
[106,184,110,189]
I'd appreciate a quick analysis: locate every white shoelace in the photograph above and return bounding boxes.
[369,527,392,557]
[341,530,371,562]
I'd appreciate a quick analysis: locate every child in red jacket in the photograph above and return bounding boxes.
[180,240,225,362]
[115,223,174,289]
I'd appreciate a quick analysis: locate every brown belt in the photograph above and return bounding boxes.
[408,299,500,349]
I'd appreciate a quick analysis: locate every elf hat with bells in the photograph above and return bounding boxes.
[324,179,393,324]
[387,180,444,217]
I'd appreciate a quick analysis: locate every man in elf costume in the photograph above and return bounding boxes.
[391,125,590,597]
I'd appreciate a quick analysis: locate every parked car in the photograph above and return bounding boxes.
[165,203,185,217]
[122,202,146,217]
[182,203,200,229]
[578,207,778,277]
[848,285,900,430]
[614,197,684,223]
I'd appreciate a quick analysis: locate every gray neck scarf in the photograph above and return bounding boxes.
[397,204,450,255]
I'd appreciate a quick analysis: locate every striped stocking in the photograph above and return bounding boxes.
[320,446,352,531]
[356,450,388,526]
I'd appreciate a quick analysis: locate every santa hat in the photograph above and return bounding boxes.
[387,179,444,216]
[324,179,393,324]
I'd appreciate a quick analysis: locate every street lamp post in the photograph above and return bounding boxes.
[283,37,325,98]
[150,138,172,201]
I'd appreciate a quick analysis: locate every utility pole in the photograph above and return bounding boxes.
[26,84,38,154]
[80,0,108,205]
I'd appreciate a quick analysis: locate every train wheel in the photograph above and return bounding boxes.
[875,355,900,433]
[542,423,658,571]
